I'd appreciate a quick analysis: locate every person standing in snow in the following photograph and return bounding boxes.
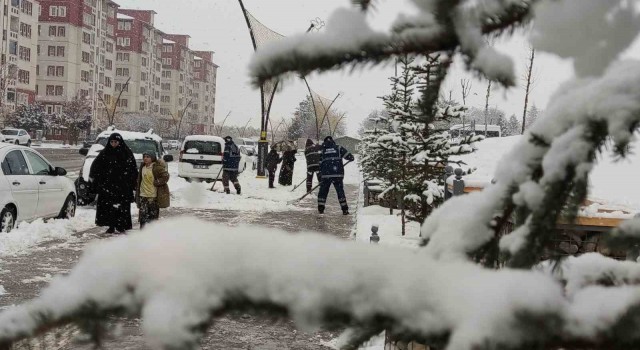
[222,136,242,195]
[304,138,322,193]
[266,148,282,188]
[318,136,354,215]
[90,133,138,233]
[136,151,170,229]
[278,148,297,186]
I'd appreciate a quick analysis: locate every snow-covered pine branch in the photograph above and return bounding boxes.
[249,1,535,87]
[6,219,640,349]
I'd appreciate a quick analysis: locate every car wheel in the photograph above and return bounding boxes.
[0,207,16,233]
[14,140,19,145]
[26,140,31,147]
[185,178,192,183]
[57,194,76,219]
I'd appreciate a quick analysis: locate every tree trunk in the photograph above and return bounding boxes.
[521,48,535,134]
[484,81,491,136]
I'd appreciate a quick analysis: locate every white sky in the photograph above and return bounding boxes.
[116,0,640,136]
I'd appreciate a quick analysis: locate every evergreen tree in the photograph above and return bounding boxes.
[5,103,57,133]
[525,104,540,130]
[505,114,521,136]
[57,96,92,145]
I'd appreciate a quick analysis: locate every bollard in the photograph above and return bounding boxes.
[370,225,380,244]
[452,168,465,196]
[444,166,454,200]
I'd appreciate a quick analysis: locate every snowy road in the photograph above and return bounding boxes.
[0,161,359,349]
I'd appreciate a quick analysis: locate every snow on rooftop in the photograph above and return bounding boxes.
[451,135,640,212]
[163,39,176,44]
[116,13,135,20]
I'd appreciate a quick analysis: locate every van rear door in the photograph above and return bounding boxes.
[180,140,223,173]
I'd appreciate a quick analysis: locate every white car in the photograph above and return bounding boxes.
[178,135,250,183]
[1,128,31,147]
[75,128,173,205]
[168,140,181,150]
[0,143,76,233]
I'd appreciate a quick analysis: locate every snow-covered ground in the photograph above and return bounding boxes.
[31,143,82,149]
[0,209,95,258]
[168,153,359,211]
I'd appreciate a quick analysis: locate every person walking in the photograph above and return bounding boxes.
[222,136,242,195]
[278,148,297,186]
[304,138,322,193]
[318,136,355,215]
[136,151,170,229]
[90,133,138,233]
[266,148,282,188]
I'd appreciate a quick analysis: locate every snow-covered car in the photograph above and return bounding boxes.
[75,128,173,205]
[167,140,181,150]
[0,143,76,233]
[1,128,31,147]
[238,145,256,156]
[178,135,250,182]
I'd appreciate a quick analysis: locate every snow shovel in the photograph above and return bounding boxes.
[209,167,225,192]
[290,176,308,192]
[287,160,353,205]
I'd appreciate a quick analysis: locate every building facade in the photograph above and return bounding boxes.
[35,0,117,125]
[0,0,40,112]
[192,50,216,134]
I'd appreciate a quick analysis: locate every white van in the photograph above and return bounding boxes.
[178,135,249,182]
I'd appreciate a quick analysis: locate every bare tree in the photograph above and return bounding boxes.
[213,111,231,136]
[98,77,131,128]
[170,98,194,139]
[521,46,536,134]
[460,79,472,131]
[59,96,92,145]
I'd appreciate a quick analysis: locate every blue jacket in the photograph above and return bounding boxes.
[320,140,354,179]
[223,142,241,171]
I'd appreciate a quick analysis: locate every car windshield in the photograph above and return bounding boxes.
[96,137,159,155]
[183,140,221,155]
[1,130,18,136]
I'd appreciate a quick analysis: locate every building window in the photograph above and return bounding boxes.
[49,5,66,17]
[117,37,130,47]
[105,59,112,70]
[194,60,201,68]
[141,57,147,67]
[55,86,63,95]
[162,58,171,65]
[139,102,145,111]
[116,99,128,107]
[56,66,64,76]
[106,42,113,53]
[20,0,32,15]
[82,32,91,44]
[17,69,29,84]
[48,26,56,36]
[58,26,65,37]
[161,95,170,103]
[162,45,172,53]
[81,70,90,82]
[19,23,31,38]
[47,65,55,76]
[56,46,64,57]
[161,83,170,91]
[81,51,90,63]
[117,21,132,31]
[105,77,111,87]
[9,41,17,55]
[46,85,54,95]
[141,72,147,81]
[162,70,171,78]
[18,46,30,61]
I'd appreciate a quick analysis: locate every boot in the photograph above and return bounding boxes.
[318,206,325,214]
[236,187,241,195]
[343,209,350,215]
[225,189,230,194]
[106,226,115,234]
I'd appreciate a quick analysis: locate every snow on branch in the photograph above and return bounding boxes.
[0,218,574,349]
[421,60,640,268]
[249,1,536,87]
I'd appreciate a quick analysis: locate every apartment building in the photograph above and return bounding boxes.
[192,51,217,134]
[0,0,39,111]
[36,0,118,119]
[159,34,194,131]
[114,8,162,117]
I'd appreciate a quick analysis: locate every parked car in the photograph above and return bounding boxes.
[75,128,173,205]
[1,128,31,147]
[238,145,256,156]
[0,143,76,233]
[178,135,251,183]
[167,140,181,150]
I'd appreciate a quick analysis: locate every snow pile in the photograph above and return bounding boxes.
[0,208,95,257]
[0,217,568,349]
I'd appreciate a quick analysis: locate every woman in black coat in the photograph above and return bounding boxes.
[90,133,138,233]
[265,149,282,188]
[278,149,297,186]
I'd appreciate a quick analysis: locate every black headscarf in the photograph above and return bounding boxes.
[100,133,135,162]
[90,132,138,197]
[323,136,336,148]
